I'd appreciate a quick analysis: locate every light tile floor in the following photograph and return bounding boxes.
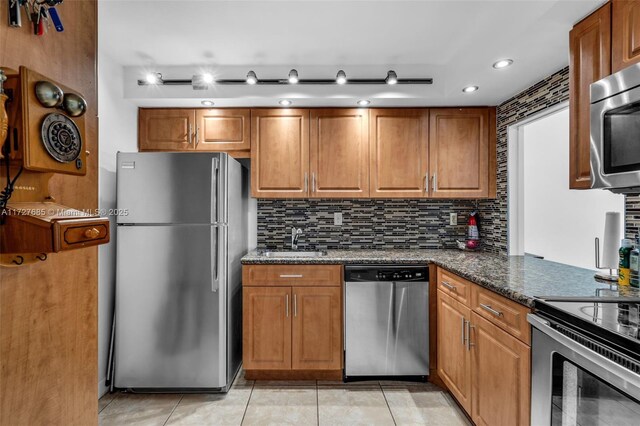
[99,371,471,426]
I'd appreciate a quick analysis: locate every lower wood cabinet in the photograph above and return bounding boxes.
[242,265,343,378]
[436,267,531,426]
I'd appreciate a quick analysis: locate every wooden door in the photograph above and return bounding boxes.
[292,286,342,370]
[139,108,195,151]
[437,289,472,413]
[613,0,640,72]
[471,313,531,426]
[251,109,310,198]
[310,109,369,198]
[243,286,292,370]
[195,109,250,152]
[569,4,611,189]
[429,108,489,198]
[369,109,429,198]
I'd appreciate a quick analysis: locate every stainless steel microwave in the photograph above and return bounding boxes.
[591,63,640,194]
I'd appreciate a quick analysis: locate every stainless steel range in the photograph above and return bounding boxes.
[529,290,640,425]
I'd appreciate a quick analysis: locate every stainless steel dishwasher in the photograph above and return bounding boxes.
[344,265,429,379]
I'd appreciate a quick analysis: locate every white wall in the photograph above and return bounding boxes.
[97,46,138,396]
[522,108,625,270]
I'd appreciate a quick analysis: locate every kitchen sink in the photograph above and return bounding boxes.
[261,251,327,258]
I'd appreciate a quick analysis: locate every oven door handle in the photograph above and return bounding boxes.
[528,314,640,395]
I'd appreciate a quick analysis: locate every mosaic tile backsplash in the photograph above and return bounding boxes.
[257,199,481,250]
[256,66,639,252]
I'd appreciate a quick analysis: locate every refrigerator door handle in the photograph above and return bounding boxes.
[211,158,220,223]
[211,226,219,292]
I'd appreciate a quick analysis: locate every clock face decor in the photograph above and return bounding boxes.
[40,113,82,164]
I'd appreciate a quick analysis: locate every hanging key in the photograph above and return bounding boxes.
[8,0,21,27]
[20,0,31,22]
[40,6,49,33]
[48,6,63,32]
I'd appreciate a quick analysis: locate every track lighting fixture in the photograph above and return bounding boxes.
[192,73,215,90]
[145,72,163,85]
[288,69,299,84]
[385,70,398,85]
[336,70,347,85]
[246,71,258,85]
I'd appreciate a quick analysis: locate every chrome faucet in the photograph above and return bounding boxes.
[291,227,302,250]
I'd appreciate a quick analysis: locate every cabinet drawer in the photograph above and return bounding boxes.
[243,264,342,287]
[471,286,531,345]
[53,218,110,251]
[437,268,471,306]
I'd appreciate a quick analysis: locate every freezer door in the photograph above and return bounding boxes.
[345,281,429,376]
[116,152,225,224]
[115,224,227,389]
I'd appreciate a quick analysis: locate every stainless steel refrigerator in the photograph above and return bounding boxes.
[114,152,247,392]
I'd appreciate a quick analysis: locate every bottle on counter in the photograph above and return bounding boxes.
[630,235,640,288]
[619,239,633,286]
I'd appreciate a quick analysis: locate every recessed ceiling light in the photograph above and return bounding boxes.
[357,100,370,106]
[145,72,162,84]
[385,70,398,85]
[246,71,258,85]
[201,100,214,107]
[288,69,299,84]
[492,59,514,69]
[201,73,214,84]
[336,70,347,85]
[462,85,479,93]
[279,99,292,106]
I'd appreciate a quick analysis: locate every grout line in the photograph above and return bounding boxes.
[162,394,184,426]
[240,381,255,425]
[380,384,397,426]
[98,393,117,414]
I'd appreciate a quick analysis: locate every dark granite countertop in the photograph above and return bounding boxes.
[241,249,640,307]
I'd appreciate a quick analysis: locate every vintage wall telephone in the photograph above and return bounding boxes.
[0,66,109,266]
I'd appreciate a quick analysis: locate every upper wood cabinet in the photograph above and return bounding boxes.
[139,109,194,151]
[251,109,310,198]
[612,0,640,72]
[369,109,429,198]
[429,108,490,198]
[310,109,369,198]
[569,3,611,189]
[195,109,250,152]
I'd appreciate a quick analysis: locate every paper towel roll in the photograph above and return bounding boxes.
[601,212,621,269]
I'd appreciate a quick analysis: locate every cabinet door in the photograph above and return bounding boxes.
[195,109,250,152]
[310,109,369,198]
[613,0,640,73]
[292,286,342,370]
[430,108,489,198]
[139,109,194,151]
[251,109,310,198]
[569,4,611,189]
[437,289,472,413]
[471,313,531,426]
[369,109,429,198]
[243,287,292,370]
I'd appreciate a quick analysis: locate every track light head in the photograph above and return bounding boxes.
[336,70,347,85]
[246,71,258,85]
[192,73,215,90]
[288,69,299,84]
[145,72,163,85]
[385,70,398,85]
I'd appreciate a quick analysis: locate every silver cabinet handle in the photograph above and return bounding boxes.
[461,317,466,346]
[280,274,303,278]
[195,126,200,145]
[480,304,503,317]
[188,123,193,144]
[466,320,474,350]
[432,173,437,192]
[304,173,308,193]
[441,281,457,291]
[285,294,289,318]
[425,174,428,192]
[312,173,316,193]
[294,294,298,317]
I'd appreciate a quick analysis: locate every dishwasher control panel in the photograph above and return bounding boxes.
[344,265,429,282]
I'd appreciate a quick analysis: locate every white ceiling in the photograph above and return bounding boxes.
[100,0,605,107]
